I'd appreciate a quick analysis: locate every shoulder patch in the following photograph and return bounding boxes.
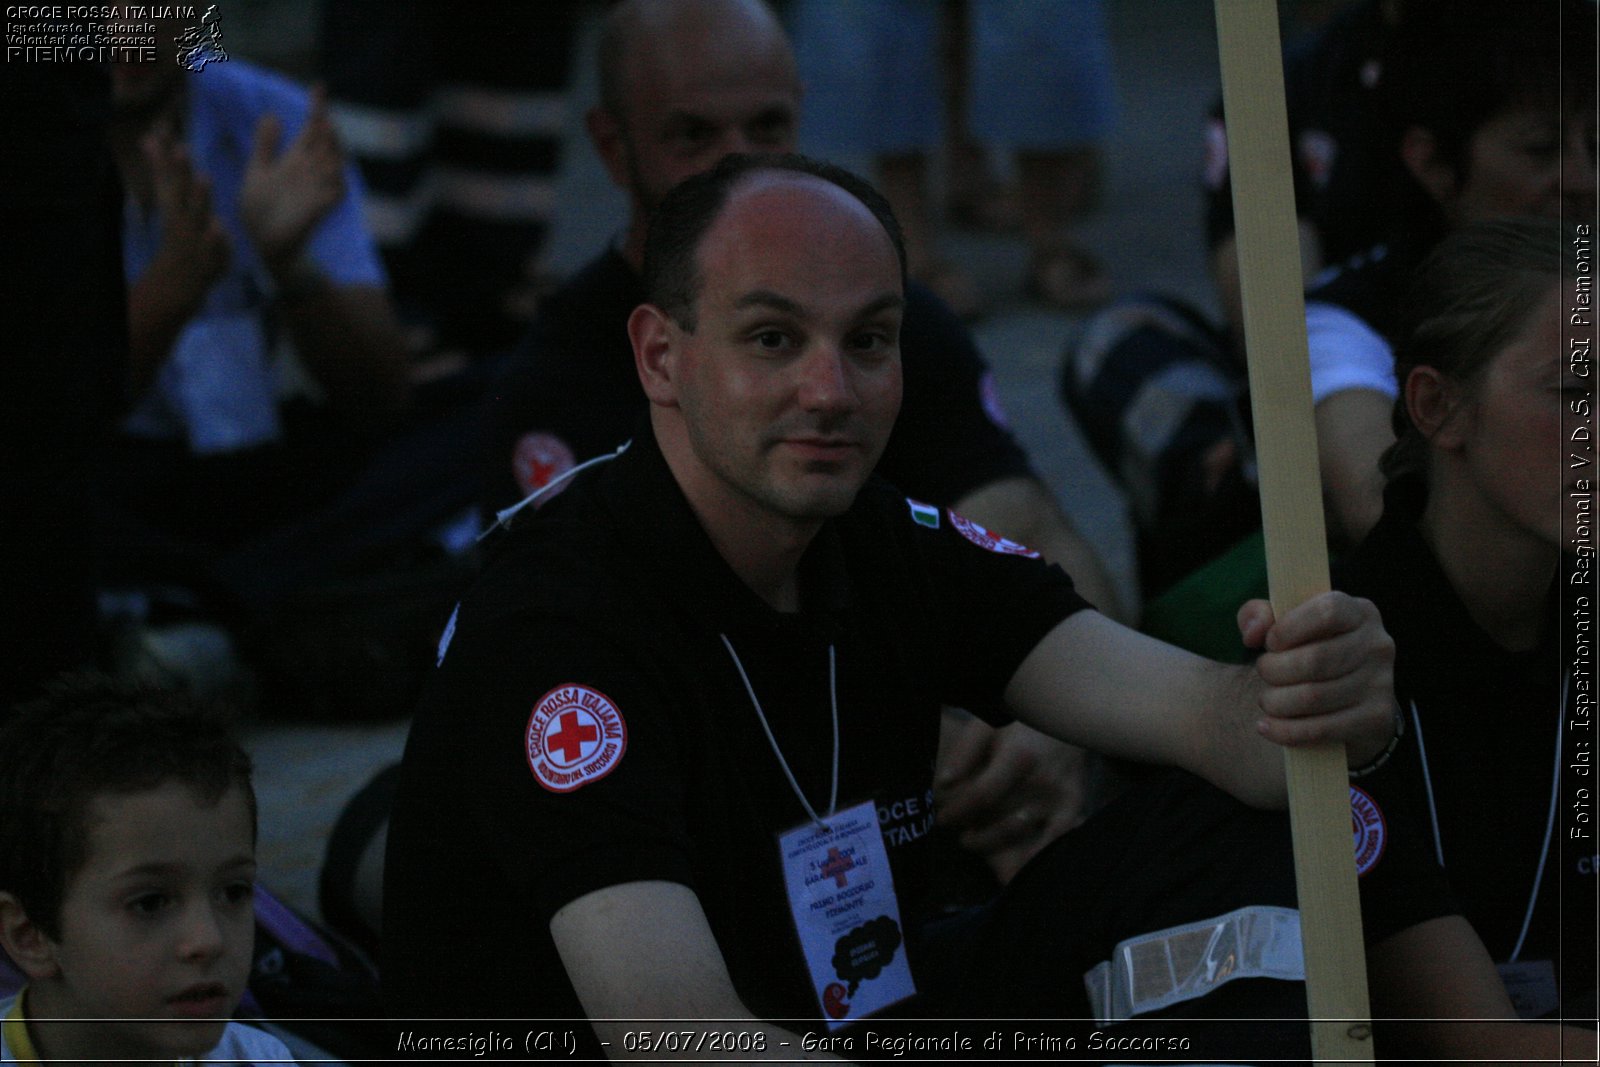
[1350,785,1387,877]
[949,510,1041,558]
[513,432,577,498]
[525,684,628,793]
[906,498,941,529]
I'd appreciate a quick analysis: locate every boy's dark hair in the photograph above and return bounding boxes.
[1382,215,1564,483]
[641,152,908,331]
[0,673,256,940]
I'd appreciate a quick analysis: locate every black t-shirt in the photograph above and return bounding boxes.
[479,247,1032,515]
[384,430,1086,1022]
[1339,476,1596,1017]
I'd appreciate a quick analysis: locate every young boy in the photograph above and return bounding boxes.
[0,675,290,1063]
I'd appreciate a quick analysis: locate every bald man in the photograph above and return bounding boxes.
[482,0,1117,884]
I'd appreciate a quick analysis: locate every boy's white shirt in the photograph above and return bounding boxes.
[0,989,293,1065]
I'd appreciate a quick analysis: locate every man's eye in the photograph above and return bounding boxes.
[754,329,790,350]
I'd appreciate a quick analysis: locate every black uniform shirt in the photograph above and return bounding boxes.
[384,429,1087,1022]
[1339,476,1596,1015]
[479,247,1033,515]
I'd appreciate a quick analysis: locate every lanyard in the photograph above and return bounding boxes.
[1410,675,1567,962]
[720,634,840,831]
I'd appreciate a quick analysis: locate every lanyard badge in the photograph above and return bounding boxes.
[779,800,917,1027]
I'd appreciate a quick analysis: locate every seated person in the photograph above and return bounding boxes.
[0,675,290,1064]
[483,0,1122,884]
[1305,0,1595,547]
[382,153,1578,1062]
[1341,216,1597,1024]
[97,22,420,619]
[1066,0,1594,631]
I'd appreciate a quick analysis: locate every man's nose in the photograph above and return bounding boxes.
[797,344,856,412]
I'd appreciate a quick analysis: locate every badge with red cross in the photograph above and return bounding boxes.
[525,683,627,793]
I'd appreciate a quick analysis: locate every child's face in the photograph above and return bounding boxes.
[29,780,256,1061]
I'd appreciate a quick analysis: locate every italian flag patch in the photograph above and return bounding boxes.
[907,499,940,529]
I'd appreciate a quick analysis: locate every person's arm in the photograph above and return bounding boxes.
[551,881,849,1063]
[239,86,410,422]
[126,134,232,392]
[1368,916,1598,1064]
[1002,593,1396,809]
[1315,388,1392,549]
[933,474,1121,882]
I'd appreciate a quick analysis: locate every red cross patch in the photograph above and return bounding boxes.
[526,683,627,793]
[949,510,1041,558]
[512,432,577,499]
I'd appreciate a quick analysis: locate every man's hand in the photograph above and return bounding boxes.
[240,85,345,277]
[144,132,231,311]
[935,712,1087,884]
[1237,591,1396,769]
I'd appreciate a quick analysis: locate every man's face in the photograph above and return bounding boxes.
[659,175,903,527]
[1447,102,1597,225]
[605,13,800,215]
[27,781,256,1062]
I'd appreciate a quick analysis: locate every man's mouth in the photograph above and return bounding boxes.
[781,436,860,462]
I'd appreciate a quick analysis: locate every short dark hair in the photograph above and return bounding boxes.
[1381,0,1595,234]
[1382,215,1565,483]
[640,152,908,331]
[0,673,256,940]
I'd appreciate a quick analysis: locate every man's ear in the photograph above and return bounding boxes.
[1399,126,1459,213]
[586,105,632,193]
[1405,365,1468,452]
[629,303,681,407]
[0,893,61,980]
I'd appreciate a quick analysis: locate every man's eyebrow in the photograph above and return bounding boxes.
[732,291,905,317]
[733,290,805,315]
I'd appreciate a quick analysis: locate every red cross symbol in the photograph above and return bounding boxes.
[546,710,598,763]
[819,847,855,888]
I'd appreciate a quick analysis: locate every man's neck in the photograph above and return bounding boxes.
[654,426,817,613]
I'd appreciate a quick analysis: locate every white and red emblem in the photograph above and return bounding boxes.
[1350,785,1387,877]
[525,683,627,793]
[512,432,576,499]
[948,510,1041,558]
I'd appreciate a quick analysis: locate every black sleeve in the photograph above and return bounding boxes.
[404,598,698,926]
[879,490,1089,720]
[1351,738,1460,947]
[477,290,643,516]
[876,283,1034,507]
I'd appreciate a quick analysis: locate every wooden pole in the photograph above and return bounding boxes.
[1212,0,1374,1060]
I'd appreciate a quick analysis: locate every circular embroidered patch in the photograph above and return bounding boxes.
[1350,785,1387,877]
[512,432,576,498]
[949,511,1041,558]
[526,684,627,794]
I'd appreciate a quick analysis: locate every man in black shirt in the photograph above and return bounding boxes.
[382,153,1462,1057]
[481,0,1128,883]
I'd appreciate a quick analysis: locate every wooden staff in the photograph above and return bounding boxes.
[1212,0,1374,1059]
